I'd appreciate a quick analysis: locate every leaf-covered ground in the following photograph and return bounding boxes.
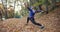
[0,7,60,32]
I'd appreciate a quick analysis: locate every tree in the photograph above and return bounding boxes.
[0,8,3,21]
[50,0,56,10]
[1,0,8,19]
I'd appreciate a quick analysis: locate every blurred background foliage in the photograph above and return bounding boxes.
[0,0,60,20]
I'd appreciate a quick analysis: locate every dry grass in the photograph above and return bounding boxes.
[0,7,60,32]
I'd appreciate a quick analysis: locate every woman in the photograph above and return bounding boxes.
[24,3,44,29]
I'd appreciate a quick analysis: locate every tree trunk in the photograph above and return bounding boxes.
[1,0,8,19]
[51,0,56,10]
[0,10,3,21]
[14,0,16,18]
[45,0,49,14]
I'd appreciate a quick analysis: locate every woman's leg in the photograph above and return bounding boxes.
[30,17,42,26]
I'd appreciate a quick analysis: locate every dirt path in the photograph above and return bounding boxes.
[0,7,60,32]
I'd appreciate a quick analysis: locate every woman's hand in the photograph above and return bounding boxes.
[24,3,29,8]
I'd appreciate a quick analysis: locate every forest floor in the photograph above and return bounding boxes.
[0,7,60,32]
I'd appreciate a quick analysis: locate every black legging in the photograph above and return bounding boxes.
[27,17,42,26]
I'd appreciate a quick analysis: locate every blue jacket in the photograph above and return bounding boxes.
[27,7,35,18]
